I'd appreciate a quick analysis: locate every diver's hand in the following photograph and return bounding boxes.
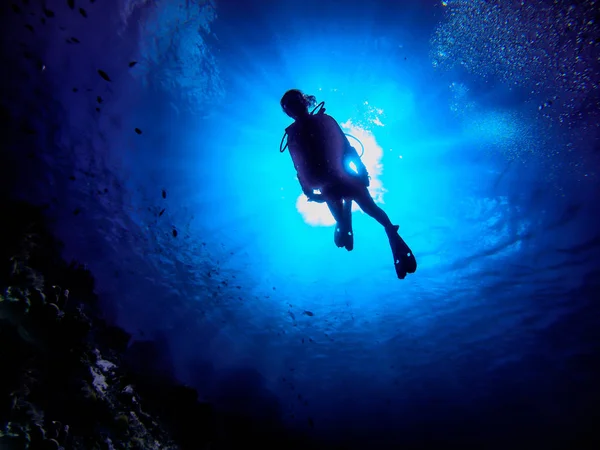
[307,193,326,203]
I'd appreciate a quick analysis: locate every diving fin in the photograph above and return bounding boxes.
[334,225,354,251]
[386,225,417,279]
[338,200,354,251]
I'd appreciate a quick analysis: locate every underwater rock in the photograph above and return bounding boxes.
[94,322,131,353]
[0,200,323,449]
[125,338,175,381]
[0,201,209,449]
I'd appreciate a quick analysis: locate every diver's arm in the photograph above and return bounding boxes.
[291,153,312,196]
[296,166,323,201]
[297,171,313,198]
[287,139,317,199]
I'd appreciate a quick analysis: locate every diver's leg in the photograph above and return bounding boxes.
[352,187,395,231]
[325,197,344,223]
[353,186,416,278]
[341,198,354,251]
[325,197,348,248]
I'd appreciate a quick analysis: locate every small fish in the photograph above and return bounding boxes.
[67,0,74,9]
[25,24,34,32]
[303,310,314,317]
[134,127,142,135]
[69,175,76,181]
[11,3,21,13]
[71,37,80,43]
[128,61,137,68]
[158,208,165,217]
[72,87,78,92]
[96,96,103,104]
[172,229,178,238]
[73,208,81,215]
[40,17,46,25]
[59,26,66,31]
[95,107,100,112]
[97,69,111,81]
[161,189,166,198]
[79,7,87,18]
[43,9,55,18]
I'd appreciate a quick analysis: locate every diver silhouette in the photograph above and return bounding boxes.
[280,89,417,279]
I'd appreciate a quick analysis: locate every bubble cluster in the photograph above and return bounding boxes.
[448,81,475,116]
[431,0,600,125]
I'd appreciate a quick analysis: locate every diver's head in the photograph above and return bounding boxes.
[281,89,316,120]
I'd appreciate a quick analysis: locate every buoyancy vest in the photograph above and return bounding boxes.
[285,113,350,189]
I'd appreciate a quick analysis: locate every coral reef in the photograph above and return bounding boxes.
[0,201,215,449]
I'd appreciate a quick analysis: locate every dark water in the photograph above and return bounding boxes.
[1,0,599,448]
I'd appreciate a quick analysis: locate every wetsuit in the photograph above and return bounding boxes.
[285,112,417,278]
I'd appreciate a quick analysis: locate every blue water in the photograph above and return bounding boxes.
[1,0,599,447]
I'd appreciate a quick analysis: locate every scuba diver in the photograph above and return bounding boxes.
[279,89,417,279]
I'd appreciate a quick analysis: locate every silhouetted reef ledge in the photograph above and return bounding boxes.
[0,200,315,450]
